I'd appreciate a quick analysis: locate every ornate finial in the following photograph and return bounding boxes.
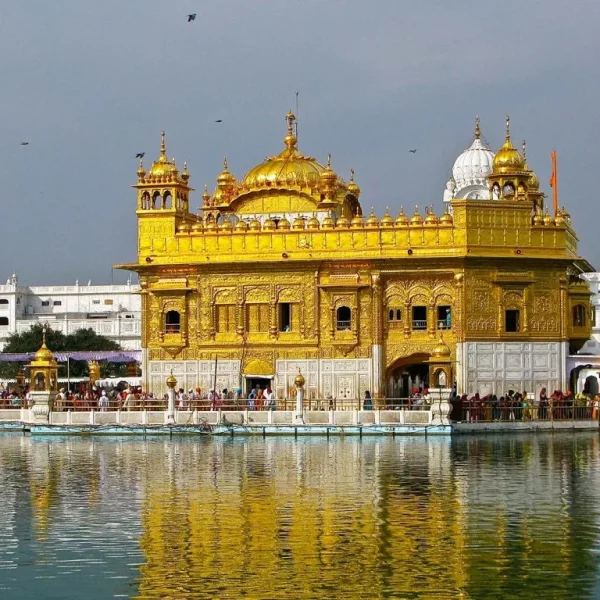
[505,115,511,141]
[521,140,527,160]
[327,153,331,168]
[400,205,405,214]
[138,156,144,169]
[183,161,188,171]
[285,110,296,135]
[42,326,47,346]
[474,115,481,139]
[350,168,355,182]
[160,131,166,156]
[223,157,228,171]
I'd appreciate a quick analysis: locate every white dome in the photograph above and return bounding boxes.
[452,137,494,192]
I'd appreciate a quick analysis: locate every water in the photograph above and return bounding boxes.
[0,434,599,600]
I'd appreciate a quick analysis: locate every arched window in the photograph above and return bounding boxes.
[388,309,394,321]
[152,191,162,209]
[573,304,586,327]
[165,310,181,333]
[141,191,151,209]
[0,317,8,326]
[336,306,351,330]
[163,192,172,210]
[388,308,402,322]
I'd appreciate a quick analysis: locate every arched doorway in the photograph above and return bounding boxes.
[386,353,430,401]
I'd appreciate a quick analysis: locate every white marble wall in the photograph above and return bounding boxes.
[458,341,567,396]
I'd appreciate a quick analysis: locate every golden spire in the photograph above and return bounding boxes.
[521,140,527,161]
[474,115,481,139]
[327,153,331,168]
[350,168,355,182]
[160,131,167,157]
[284,110,297,149]
[223,157,228,171]
[505,115,511,142]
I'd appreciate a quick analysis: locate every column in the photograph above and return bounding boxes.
[371,274,384,401]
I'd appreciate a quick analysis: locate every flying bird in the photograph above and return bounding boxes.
[408,149,417,154]
[20,142,29,146]
[215,119,223,123]
[187,13,196,22]
[135,152,145,159]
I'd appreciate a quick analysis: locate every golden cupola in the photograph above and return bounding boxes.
[492,117,525,174]
[148,132,180,179]
[212,157,237,205]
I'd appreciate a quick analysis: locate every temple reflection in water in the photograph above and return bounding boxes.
[0,435,599,599]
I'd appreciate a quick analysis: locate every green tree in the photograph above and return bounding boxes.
[0,324,127,379]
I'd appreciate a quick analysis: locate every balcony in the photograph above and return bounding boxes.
[412,320,427,330]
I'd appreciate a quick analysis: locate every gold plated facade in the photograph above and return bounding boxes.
[117,114,592,396]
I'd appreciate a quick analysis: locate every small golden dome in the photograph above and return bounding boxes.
[380,209,394,228]
[528,170,540,190]
[306,215,320,230]
[336,216,350,228]
[492,117,525,174]
[543,212,555,227]
[263,218,276,231]
[431,336,451,358]
[532,210,543,226]
[410,206,423,226]
[149,132,179,178]
[277,217,291,230]
[320,154,337,185]
[181,161,190,183]
[202,184,211,206]
[34,341,55,364]
[191,222,203,233]
[177,223,190,234]
[366,209,379,228]
[217,157,236,186]
[205,218,218,232]
[321,214,334,229]
[347,168,361,197]
[234,220,248,232]
[292,217,306,230]
[395,207,409,227]
[554,212,565,227]
[219,219,233,231]
[166,373,177,389]
[137,158,146,180]
[248,218,261,231]
[439,209,453,225]
[350,212,364,228]
[424,208,439,225]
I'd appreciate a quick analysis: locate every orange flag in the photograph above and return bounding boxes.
[549,150,558,215]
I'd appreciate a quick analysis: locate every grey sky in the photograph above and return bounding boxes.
[1,0,599,284]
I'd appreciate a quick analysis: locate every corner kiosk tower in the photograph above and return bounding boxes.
[116,114,592,400]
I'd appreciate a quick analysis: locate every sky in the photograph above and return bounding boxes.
[1,0,599,284]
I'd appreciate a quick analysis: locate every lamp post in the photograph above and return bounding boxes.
[294,369,305,422]
[166,372,177,425]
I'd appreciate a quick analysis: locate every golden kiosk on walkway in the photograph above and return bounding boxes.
[26,332,59,422]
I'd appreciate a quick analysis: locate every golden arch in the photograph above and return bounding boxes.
[243,359,274,377]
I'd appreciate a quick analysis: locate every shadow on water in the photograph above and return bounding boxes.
[0,432,599,599]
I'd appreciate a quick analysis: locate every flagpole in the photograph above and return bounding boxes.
[551,150,558,216]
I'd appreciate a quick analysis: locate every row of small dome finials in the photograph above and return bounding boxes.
[174,206,568,234]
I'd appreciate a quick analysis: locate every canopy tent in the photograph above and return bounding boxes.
[0,351,142,363]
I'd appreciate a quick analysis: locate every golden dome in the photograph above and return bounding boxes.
[533,209,544,226]
[181,161,190,183]
[336,216,350,228]
[248,218,261,231]
[543,212,555,227]
[277,217,291,230]
[148,132,179,178]
[263,218,276,231]
[347,169,361,197]
[350,212,364,228]
[166,373,177,389]
[137,158,146,180]
[292,217,306,230]
[242,112,326,189]
[234,220,248,232]
[395,207,409,227]
[177,223,190,234]
[205,218,218,232]
[431,336,451,358]
[306,215,320,230]
[410,206,423,226]
[34,341,55,364]
[217,157,236,186]
[319,154,337,186]
[191,222,203,233]
[439,209,453,225]
[380,209,394,228]
[321,214,334,229]
[294,370,306,388]
[424,208,439,225]
[202,184,211,206]
[219,219,233,231]
[492,117,525,174]
[366,209,379,228]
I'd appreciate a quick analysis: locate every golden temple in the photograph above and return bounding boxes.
[117,113,592,399]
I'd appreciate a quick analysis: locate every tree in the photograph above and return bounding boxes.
[0,324,127,379]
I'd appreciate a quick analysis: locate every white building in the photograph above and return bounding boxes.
[568,272,600,394]
[0,274,141,351]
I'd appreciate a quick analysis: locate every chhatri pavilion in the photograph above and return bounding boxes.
[117,113,592,400]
